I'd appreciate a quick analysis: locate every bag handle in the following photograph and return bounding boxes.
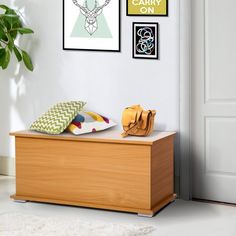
[121,119,142,138]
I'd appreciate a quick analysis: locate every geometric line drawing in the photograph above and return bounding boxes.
[72,0,111,35]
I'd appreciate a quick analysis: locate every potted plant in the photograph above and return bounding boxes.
[0,4,34,71]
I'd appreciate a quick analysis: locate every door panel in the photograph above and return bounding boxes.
[206,118,236,174]
[192,0,236,203]
[205,0,236,102]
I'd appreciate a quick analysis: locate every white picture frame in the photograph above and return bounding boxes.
[63,0,121,52]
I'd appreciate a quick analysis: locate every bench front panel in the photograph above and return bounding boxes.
[15,137,151,210]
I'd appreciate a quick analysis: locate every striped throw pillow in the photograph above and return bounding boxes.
[30,101,86,134]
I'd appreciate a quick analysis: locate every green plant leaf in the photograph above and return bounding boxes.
[12,18,22,29]
[9,29,17,39]
[6,32,14,51]
[0,14,18,18]
[5,8,17,15]
[2,17,11,30]
[0,5,34,71]
[11,19,22,39]
[1,47,10,69]
[17,27,34,34]
[0,48,5,67]
[5,9,19,26]
[0,47,5,55]
[3,15,19,24]
[22,50,33,71]
[0,25,7,41]
[13,46,22,62]
[0,5,9,10]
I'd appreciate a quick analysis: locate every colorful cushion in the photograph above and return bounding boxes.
[30,101,86,134]
[67,111,116,135]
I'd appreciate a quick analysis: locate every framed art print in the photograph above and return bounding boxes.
[133,22,159,59]
[127,0,168,16]
[63,0,120,51]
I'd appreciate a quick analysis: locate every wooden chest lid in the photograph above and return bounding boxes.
[10,129,176,146]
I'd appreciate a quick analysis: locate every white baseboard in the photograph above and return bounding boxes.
[0,156,15,176]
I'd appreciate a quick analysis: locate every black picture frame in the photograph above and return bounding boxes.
[132,22,159,60]
[126,0,168,16]
[63,0,121,52]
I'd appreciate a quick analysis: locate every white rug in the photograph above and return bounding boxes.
[0,213,156,236]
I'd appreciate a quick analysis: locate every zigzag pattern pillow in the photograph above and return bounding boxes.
[30,101,86,134]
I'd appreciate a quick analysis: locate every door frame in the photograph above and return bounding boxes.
[179,0,192,200]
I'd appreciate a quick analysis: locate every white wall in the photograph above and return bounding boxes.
[0,0,180,160]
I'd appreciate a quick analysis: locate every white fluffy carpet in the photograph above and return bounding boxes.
[0,213,156,236]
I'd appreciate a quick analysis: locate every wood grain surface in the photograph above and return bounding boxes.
[12,131,176,216]
[16,137,151,209]
[151,136,174,208]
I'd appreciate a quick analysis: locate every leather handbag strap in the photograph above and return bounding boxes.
[121,119,142,138]
[144,110,156,136]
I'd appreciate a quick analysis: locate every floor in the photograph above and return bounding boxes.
[1,176,236,236]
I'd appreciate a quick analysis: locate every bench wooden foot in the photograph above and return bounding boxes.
[11,194,28,203]
[14,199,28,203]
[138,213,154,218]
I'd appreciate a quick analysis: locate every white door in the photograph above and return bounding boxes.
[192,0,236,203]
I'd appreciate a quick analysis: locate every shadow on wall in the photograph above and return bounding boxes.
[0,0,36,160]
[0,0,66,161]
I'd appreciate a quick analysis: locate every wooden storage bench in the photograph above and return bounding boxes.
[10,130,176,217]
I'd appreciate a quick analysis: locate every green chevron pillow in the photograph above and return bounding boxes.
[30,101,86,134]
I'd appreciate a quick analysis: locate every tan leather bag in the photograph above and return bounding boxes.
[121,105,156,138]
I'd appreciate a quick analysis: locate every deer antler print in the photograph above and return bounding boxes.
[72,0,111,35]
